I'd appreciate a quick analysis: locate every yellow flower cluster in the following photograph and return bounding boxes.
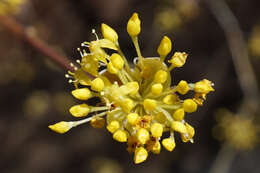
[0,0,25,15]
[213,109,259,150]
[49,13,214,164]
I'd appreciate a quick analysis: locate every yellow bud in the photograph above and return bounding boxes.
[168,52,188,68]
[110,53,124,70]
[101,23,118,42]
[107,120,120,133]
[163,94,178,105]
[107,62,118,74]
[173,108,185,121]
[137,128,150,144]
[134,147,148,164]
[126,81,139,95]
[183,99,197,113]
[157,36,172,56]
[155,112,166,124]
[48,121,72,134]
[176,80,189,95]
[194,79,214,94]
[143,99,157,111]
[91,78,105,92]
[121,98,134,113]
[162,137,176,152]
[69,104,90,117]
[151,83,163,95]
[71,88,92,100]
[150,123,164,138]
[127,113,139,125]
[90,117,105,128]
[154,70,167,83]
[113,130,128,142]
[127,13,141,36]
[171,121,187,133]
[151,140,161,154]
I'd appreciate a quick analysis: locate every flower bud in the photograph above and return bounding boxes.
[127,113,139,125]
[143,99,157,111]
[183,99,197,113]
[91,78,105,92]
[69,104,90,117]
[48,121,72,134]
[176,80,189,95]
[113,130,128,142]
[151,83,163,95]
[150,123,164,138]
[126,82,139,95]
[107,120,120,133]
[101,23,118,42]
[134,147,148,164]
[163,94,178,105]
[110,53,124,70]
[157,36,172,56]
[127,13,141,36]
[162,137,176,151]
[172,108,185,121]
[154,70,167,83]
[71,88,92,100]
[107,62,118,74]
[171,121,187,133]
[121,98,134,113]
[137,128,150,144]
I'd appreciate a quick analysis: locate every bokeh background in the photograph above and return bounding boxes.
[1,0,260,173]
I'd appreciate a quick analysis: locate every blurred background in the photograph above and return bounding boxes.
[0,0,260,173]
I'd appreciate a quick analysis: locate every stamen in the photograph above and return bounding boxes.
[77,48,84,57]
[81,43,90,47]
[65,74,71,78]
[92,29,99,40]
[70,62,75,67]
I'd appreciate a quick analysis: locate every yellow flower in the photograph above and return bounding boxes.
[49,12,214,164]
[194,79,214,94]
[213,109,259,150]
[168,52,188,69]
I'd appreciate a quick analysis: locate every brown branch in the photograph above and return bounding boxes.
[206,0,259,114]
[0,15,74,72]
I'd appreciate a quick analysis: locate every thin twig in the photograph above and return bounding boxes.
[206,0,260,172]
[0,15,73,72]
[207,0,259,114]
[208,144,236,173]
